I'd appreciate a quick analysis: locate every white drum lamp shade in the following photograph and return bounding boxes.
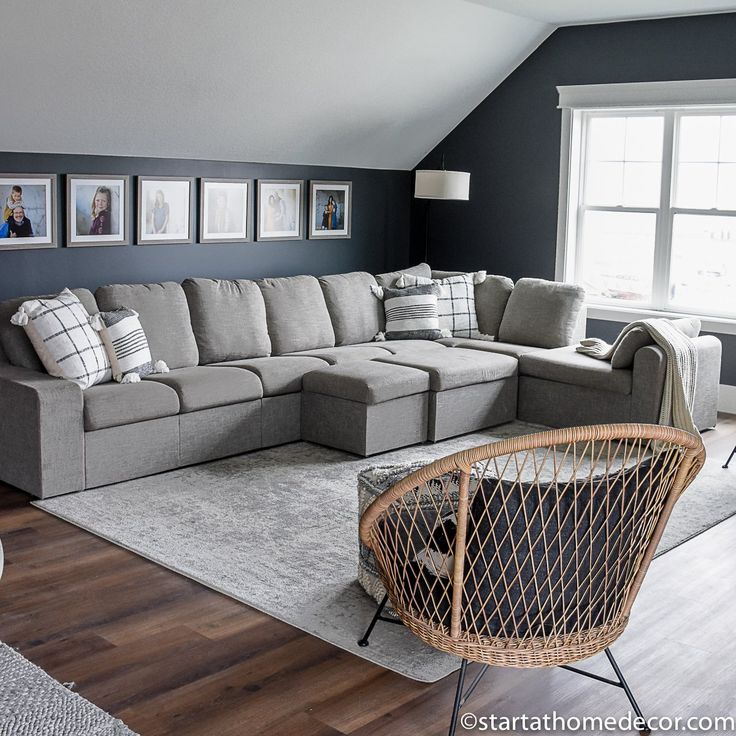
[414,170,470,200]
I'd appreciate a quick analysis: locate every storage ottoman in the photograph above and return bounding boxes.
[301,361,430,455]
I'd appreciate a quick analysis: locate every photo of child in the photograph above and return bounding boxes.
[138,177,193,244]
[0,176,54,249]
[200,179,250,242]
[67,176,128,247]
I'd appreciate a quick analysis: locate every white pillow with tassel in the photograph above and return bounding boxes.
[91,307,169,383]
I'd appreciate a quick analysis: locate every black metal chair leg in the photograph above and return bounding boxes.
[605,649,651,736]
[357,594,388,647]
[723,445,736,468]
[447,659,469,736]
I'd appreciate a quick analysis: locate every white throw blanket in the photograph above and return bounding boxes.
[577,318,698,435]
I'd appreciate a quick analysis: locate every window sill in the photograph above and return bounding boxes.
[585,303,736,337]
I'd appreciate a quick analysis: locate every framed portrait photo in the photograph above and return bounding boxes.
[256,180,303,241]
[66,175,130,247]
[199,178,252,243]
[137,176,194,245]
[309,181,352,239]
[0,174,57,250]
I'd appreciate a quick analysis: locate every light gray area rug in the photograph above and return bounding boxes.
[35,422,736,683]
[0,643,137,736]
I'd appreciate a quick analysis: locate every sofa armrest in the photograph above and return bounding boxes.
[0,364,85,498]
[631,335,722,430]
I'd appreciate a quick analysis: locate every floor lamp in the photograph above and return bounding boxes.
[414,162,470,264]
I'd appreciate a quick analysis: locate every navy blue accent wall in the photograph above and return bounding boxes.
[414,12,736,385]
[0,152,411,300]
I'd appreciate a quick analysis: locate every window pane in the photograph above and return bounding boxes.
[720,116,736,162]
[675,162,718,209]
[624,117,663,162]
[585,161,623,205]
[623,162,661,207]
[669,214,736,316]
[588,117,625,161]
[678,116,720,162]
[718,164,736,211]
[579,211,656,303]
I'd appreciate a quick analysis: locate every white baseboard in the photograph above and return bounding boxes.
[719,384,736,414]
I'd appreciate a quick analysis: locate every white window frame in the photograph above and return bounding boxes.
[556,78,736,335]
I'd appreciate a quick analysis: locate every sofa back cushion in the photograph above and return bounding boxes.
[182,278,271,363]
[0,288,99,371]
[498,278,585,349]
[319,271,384,345]
[95,282,199,369]
[375,262,431,288]
[610,317,701,369]
[257,275,335,354]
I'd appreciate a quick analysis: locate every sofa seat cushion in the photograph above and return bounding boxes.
[374,339,448,354]
[284,345,391,364]
[95,282,199,369]
[83,380,180,431]
[438,338,543,359]
[318,271,384,345]
[303,361,430,405]
[519,346,632,395]
[144,366,262,412]
[182,278,271,363]
[257,275,335,354]
[211,356,326,396]
[376,348,517,392]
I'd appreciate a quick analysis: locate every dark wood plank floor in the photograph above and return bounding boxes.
[2,418,736,735]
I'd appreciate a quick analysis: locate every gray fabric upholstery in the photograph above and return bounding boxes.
[0,288,99,371]
[262,394,302,447]
[474,275,514,338]
[182,278,271,363]
[318,271,384,345]
[85,416,179,489]
[374,339,448,354]
[498,278,585,349]
[610,317,702,368]
[302,392,428,456]
[630,345,667,425]
[83,381,180,431]
[145,366,262,412]
[376,348,517,392]
[0,364,85,498]
[95,282,199,369]
[302,362,429,404]
[429,379,517,441]
[179,402,261,466]
[257,275,335,354]
[519,346,632,395]
[374,262,431,288]
[284,345,391,364]
[518,376,633,428]
[689,335,721,430]
[437,338,543,359]
[211,355,326,396]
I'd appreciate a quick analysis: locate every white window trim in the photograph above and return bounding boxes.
[555,78,736,334]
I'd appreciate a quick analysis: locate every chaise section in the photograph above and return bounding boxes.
[437,338,543,359]
[83,381,180,431]
[302,362,430,455]
[284,345,391,364]
[375,348,518,440]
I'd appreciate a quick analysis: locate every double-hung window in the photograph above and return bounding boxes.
[557,79,736,327]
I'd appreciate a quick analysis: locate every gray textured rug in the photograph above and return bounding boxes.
[35,422,736,683]
[0,643,137,736]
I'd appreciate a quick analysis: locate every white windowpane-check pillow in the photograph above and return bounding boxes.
[396,271,492,340]
[10,288,111,389]
[91,308,168,383]
[370,283,446,341]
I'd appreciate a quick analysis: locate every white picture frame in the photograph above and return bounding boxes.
[0,173,57,250]
[67,174,130,247]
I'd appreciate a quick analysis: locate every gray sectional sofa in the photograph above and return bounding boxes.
[0,263,721,499]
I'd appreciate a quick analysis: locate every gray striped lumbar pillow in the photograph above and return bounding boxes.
[370,283,448,341]
[91,308,168,383]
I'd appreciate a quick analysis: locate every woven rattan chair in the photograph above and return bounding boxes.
[358,423,705,736]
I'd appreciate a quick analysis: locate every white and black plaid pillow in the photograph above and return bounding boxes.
[396,271,492,340]
[10,288,111,389]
